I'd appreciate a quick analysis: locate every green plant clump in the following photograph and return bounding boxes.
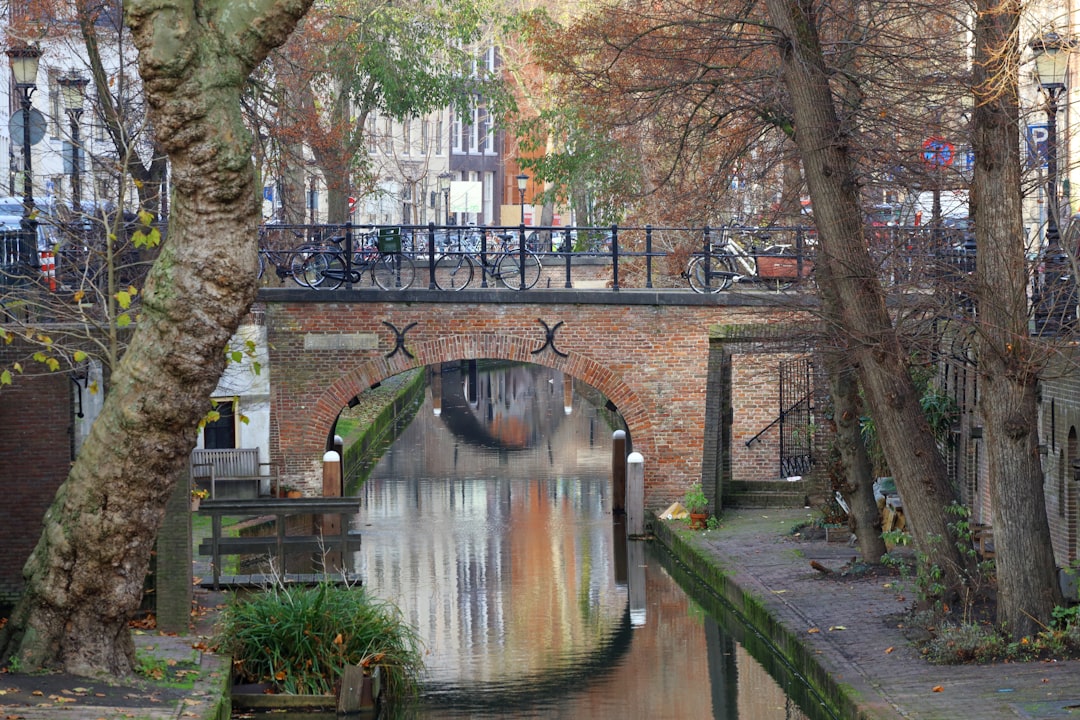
[683,483,708,514]
[217,580,424,699]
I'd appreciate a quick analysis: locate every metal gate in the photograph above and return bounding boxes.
[779,358,814,478]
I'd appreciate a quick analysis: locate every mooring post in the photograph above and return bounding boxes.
[627,451,644,537]
[321,450,343,570]
[612,430,626,515]
[323,449,342,498]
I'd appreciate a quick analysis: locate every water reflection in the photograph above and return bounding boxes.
[339,363,830,719]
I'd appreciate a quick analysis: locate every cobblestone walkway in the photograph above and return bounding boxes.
[663,508,1080,720]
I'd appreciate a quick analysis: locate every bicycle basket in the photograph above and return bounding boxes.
[377,226,402,253]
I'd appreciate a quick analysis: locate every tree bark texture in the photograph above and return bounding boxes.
[764,0,971,589]
[972,0,1062,637]
[0,0,312,676]
[822,346,887,563]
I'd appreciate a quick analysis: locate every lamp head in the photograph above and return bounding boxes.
[516,173,528,193]
[6,44,41,88]
[58,73,88,112]
[438,172,451,191]
[1031,32,1076,90]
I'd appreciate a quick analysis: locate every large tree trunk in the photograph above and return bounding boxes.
[0,0,312,677]
[823,346,887,563]
[765,0,971,591]
[972,0,1062,638]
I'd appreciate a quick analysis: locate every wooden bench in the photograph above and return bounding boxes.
[190,448,277,499]
[197,497,363,589]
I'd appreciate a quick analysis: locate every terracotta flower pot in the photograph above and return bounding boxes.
[689,512,708,530]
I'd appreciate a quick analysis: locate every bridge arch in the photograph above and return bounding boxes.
[299,332,653,478]
[263,295,797,507]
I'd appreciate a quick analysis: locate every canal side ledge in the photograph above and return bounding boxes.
[650,507,1080,720]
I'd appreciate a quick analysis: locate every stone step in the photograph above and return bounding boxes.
[723,481,809,508]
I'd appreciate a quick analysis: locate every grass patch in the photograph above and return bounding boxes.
[216,578,424,700]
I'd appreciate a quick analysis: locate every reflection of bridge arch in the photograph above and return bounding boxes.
[297,334,651,482]
[423,606,634,711]
[437,363,572,451]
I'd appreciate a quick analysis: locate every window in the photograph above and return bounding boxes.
[383,117,393,154]
[451,112,463,154]
[402,118,412,155]
[367,115,377,154]
[421,119,429,154]
[203,399,237,449]
[47,70,60,139]
[469,107,479,154]
[436,117,444,155]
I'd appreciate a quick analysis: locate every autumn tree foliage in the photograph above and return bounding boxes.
[528,0,1073,612]
[253,0,507,224]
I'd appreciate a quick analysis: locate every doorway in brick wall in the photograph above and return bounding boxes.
[779,357,814,478]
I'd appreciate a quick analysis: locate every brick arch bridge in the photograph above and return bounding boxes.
[263,288,813,507]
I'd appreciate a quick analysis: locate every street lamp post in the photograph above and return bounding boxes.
[438,172,451,225]
[516,173,528,225]
[59,73,88,213]
[6,44,41,271]
[1032,32,1076,332]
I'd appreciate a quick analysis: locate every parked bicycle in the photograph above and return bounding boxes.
[432,230,542,290]
[313,231,417,290]
[683,227,812,293]
[257,228,334,288]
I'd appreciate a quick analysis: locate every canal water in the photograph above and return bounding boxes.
[241,362,841,719]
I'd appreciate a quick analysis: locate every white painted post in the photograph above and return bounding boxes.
[626,451,644,537]
[323,450,342,497]
[322,450,343,570]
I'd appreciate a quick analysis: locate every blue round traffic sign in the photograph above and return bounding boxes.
[922,137,954,167]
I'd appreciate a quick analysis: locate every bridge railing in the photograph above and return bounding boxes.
[257,221,986,297]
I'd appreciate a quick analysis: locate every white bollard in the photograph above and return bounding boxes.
[626,451,644,537]
[323,450,342,498]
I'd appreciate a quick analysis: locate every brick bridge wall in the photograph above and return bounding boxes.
[263,290,814,508]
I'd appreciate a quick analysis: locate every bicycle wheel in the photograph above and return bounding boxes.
[433,253,475,290]
[373,253,416,290]
[495,250,542,290]
[687,254,736,293]
[292,247,336,288]
[316,254,348,290]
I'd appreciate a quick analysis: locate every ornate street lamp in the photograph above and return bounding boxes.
[6,44,41,263]
[1032,32,1075,255]
[438,172,451,225]
[59,73,88,213]
[516,173,528,225]
[1031,32,1077,332]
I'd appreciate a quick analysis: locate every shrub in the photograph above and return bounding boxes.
[922,622,1011,664]
[216,579,424,699]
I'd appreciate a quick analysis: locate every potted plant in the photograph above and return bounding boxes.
[190,487,209,511]
[683,483,709,530]
[281,484,303,499]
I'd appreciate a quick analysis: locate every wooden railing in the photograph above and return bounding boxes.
[196,497,362,588]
